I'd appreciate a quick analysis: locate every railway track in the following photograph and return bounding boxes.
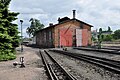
[40,50,77,80]
[73,47,120,54]
[50,50,120,74]
[101,47,120,51]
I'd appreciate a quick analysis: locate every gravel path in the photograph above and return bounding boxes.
[48,50,120,80]
[0,46,48,80]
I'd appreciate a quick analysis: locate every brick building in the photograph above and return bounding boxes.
[36,10,93,48]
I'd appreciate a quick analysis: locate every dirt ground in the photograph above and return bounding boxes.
[0,46,48,80]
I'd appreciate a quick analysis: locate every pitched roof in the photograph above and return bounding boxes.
[72,19,93,27]
[37,17,93,32]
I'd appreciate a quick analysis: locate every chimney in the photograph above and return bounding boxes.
[73,10,76,19]
[49,23,53,26]
[58,17,61,23]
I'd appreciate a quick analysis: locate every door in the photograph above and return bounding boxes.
[76,29,89,46]
[59,28,73,47]
[76,29,82,47]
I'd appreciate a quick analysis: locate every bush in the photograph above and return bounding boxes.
[0,54,16,61]
[103,35,113,41]
[113,29,120,40]
[0,49,16,61]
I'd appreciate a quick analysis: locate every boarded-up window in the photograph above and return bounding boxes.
[44,32,46,43]
[49,31,51,41]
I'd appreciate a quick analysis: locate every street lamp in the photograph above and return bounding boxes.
[20,20,23,52]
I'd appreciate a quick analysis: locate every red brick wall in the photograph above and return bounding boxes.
[54,20,92,47]
[36,20,92,48]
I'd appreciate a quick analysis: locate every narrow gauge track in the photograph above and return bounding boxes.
[101,47,120,51]
[73,47,120,54]
[50,50,120,74]
[40,50,77,80]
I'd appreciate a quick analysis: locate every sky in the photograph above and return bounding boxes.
[9,0,120,37]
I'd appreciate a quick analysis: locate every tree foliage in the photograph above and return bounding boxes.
[103,35,113,41]
[26,18,44,37]
[113,29,120,40]
[97,28,104,49]
[0,0,19,61]
[108,26,112,32]
[92,36,96,42]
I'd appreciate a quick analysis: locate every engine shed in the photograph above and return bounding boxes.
[36,10,93,48]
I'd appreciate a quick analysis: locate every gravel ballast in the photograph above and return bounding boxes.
[69,49,120,61]
[48,50,120,80]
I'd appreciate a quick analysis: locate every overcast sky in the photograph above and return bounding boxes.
[9,0,120,37]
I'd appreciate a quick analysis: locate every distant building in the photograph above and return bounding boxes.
[92,29,98,39]
[35,10,93,48]
[91,29,113,42]
[102,31,112,35]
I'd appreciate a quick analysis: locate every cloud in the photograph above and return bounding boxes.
[9,0,120,37]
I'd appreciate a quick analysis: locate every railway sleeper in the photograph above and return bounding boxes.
[50,50,120,74]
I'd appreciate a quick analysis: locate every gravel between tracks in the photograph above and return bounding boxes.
[48,50,120,80]
[70,49,120,61]
[0,46,48,80]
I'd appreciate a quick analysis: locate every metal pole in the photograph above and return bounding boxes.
[20,20,23,52]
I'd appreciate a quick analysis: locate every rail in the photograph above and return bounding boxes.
[73,47,120,54]
[40,50,77,80]
[50,50,120,74]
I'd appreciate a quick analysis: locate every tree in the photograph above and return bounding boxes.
[97,28,104,49]
[92,36,96,42]
[113,29,120,39]
[0,0,19,60]
[103,35,113,41]
[108,26,112,32]
[26,18,44,37]
[26,27,32,38]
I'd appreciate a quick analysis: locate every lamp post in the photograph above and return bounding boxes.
[20,20,23,52]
